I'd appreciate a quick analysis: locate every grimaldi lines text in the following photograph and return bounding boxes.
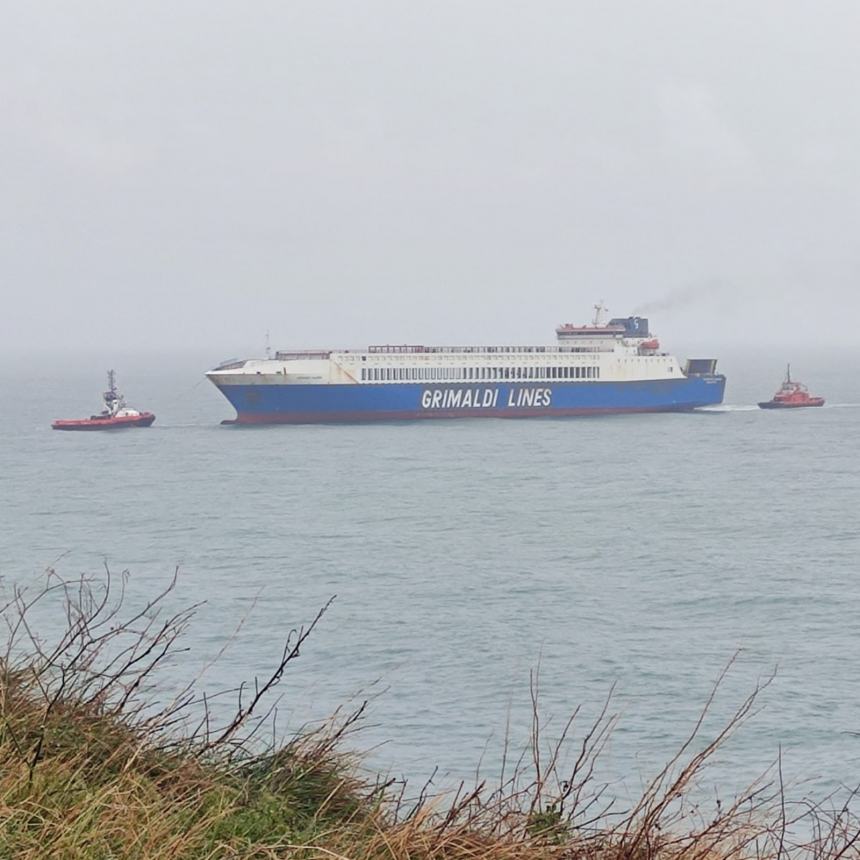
[205,311,726,424]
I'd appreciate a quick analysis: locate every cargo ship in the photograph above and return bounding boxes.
[206,306,726,424]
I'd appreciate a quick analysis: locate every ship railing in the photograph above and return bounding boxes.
[274,350,333,360]
[364,344,614,355]
[269,344,626,359]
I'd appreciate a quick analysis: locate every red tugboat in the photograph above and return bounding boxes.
[52,371,156,430]
[758,365,825,410]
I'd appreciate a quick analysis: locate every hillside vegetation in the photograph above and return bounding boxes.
[0,570,854,859]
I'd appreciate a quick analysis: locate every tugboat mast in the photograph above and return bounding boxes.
[103,370,123,416]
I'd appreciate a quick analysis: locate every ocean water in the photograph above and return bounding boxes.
[2,348,860,808]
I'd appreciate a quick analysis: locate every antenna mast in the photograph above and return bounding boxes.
[265,330,272,360]
[592,301,608,326]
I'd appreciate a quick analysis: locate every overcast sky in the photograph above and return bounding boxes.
[3,1,859,356]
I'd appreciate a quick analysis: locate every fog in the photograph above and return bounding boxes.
[3,1,859,359]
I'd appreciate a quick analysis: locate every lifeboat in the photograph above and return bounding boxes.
[758,365,824,410]
[52,371,156,430]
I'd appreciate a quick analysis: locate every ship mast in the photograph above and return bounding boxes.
[592,300,608,326]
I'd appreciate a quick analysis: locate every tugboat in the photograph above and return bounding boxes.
[52,371,156,430]
[758,365,825,410]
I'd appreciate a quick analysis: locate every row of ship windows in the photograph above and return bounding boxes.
[360,366,601,382]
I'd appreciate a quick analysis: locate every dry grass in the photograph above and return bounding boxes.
[0,568,857,859]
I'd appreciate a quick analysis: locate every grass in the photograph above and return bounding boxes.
[0,569,857,859]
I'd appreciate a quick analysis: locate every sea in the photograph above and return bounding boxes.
[2,347,860,812]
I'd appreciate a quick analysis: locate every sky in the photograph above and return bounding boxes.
[2,1,860,357]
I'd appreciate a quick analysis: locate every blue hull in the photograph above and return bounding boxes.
[214,376,726,424]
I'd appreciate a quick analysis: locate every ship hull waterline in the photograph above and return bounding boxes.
[757,401,824,410]
[212,378,726,425]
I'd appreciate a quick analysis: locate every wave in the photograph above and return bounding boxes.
[698,404,759,412]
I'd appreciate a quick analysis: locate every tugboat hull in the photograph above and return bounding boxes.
[52,413,156,431]
[758,400,824,409]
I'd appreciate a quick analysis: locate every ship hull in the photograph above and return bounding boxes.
[212,377,726,424]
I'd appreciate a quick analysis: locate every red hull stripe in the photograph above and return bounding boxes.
[229,406,696,425]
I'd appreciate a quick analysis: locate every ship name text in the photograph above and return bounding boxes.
[420,387,552,410]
